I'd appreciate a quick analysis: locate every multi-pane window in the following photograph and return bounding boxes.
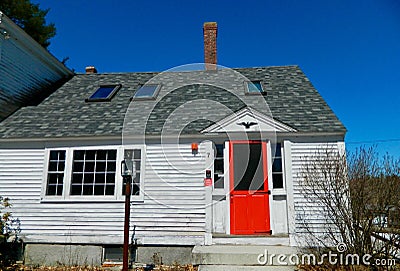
[122,149,142,195]
[44,147,144,199]
[71,150,117,196]
[214,144,224,189]
[272,143,284,189]
[46,150,66,196]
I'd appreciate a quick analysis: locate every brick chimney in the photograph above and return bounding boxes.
[203,22,217,70]
[85,66,97,74]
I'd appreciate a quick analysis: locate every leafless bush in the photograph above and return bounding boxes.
[298,146,400,269]
[0,196,21,268]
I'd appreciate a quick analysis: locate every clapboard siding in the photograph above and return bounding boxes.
[136,144,206,238]
[0,13,72,120]
[291,142,341,236]
[0,144,206,245]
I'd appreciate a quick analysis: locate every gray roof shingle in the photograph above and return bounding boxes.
[0,66,346,139]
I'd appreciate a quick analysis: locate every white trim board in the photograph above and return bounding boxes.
[202,107,297,133]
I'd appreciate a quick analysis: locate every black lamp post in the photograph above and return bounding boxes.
[121,156,134,271]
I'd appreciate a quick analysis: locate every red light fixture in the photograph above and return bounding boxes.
[192,143,199,154]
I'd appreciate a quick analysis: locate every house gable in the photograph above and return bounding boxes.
[202,107,297,133]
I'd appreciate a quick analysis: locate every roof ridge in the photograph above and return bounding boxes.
[75,71,159,75]
[233,65,299,69]
[74,65,300,75]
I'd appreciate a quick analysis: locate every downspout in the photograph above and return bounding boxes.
[130,225,137,264]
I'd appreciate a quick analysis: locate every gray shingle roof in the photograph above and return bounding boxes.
[0,66,346,139]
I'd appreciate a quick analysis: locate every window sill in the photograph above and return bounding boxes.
[270,189,287,195]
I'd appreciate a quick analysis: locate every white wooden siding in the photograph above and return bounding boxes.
[0,144,206,245]
[290,142,342,244]
[0,12,72,120]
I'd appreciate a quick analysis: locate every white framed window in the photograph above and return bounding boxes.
[213,144,224,189]
[116,147,145,201]
[70,149,117,196]
[45,150,67,196]
[41,145,145,202]
[271,143,285,189]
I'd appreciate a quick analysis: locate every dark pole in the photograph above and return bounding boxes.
[123,176,131,271]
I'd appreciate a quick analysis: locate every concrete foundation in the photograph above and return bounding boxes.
[135,246,194,265]
[24,244,103,266]
[23,243,194,266]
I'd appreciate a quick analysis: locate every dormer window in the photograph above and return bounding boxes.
[132,84,161,100]
[86,84,121,102]
[245,81,265,94]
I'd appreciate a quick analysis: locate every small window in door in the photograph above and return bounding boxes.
[214,144,224,189]
[233,142,265,191]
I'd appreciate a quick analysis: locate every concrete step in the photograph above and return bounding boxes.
[198,265,296,271]
[212,237,290,246]
[192,245,299,266]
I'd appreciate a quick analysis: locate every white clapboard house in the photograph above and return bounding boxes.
[0,11,73,121]
[0,22,346,265]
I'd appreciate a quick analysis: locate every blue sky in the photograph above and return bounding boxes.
[34,0,400,158]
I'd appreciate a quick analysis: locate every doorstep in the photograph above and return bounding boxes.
[192,244,298,269]
[212,234,290,246]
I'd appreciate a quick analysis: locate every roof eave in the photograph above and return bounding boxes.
[0,11,73,78]
[0,130,346,144]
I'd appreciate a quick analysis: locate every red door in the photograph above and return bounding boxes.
[230,141,271,235]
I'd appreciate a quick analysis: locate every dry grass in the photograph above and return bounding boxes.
[133,264,197,271]
[1,264,198,271]
[298,264,400,270]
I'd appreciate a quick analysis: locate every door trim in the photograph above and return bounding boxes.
[229,140,271,235]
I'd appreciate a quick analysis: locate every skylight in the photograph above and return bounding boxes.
[86,84,121,102]
[132,84,161,99]
[246,81,264,94]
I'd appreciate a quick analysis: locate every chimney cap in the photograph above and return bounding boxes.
[85,66,97,74]
[203,22,217,29]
